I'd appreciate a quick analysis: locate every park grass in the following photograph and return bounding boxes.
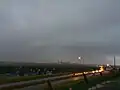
[102,77,120,89]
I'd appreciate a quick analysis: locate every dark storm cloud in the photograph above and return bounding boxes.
[0,0,120,64]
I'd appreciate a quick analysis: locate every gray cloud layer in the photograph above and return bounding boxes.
[0,0,120,64]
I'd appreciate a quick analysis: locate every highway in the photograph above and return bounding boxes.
[15,72,109,90]
[14,75,88,90]
[0,68,106,90]
[0,73,75,89]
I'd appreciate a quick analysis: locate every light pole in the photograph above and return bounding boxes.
[113,56,116,68]
[83,57,84,64]
[78,56,84,64]
[78,56,82,64]
[78,57,81,64]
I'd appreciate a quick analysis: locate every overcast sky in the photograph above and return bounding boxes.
[0,0,120,64]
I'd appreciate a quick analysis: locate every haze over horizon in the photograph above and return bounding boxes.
[1,0,120,64]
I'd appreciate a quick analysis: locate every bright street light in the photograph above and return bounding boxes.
[78,57,81,60]
[107,64,110,66]
[78,56,82,64]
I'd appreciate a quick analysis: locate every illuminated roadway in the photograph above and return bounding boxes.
[15,72,109,90]
[0,74,74,89]
[0,67,105,90]
[0,72,90,89]
[15,72,105,90]
[15,75,91,90]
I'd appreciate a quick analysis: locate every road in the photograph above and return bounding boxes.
[15,75,84,90]
[0,70,106,89]
[15,74,95,90]
[0,73,75,89]
[15,71,109,90]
